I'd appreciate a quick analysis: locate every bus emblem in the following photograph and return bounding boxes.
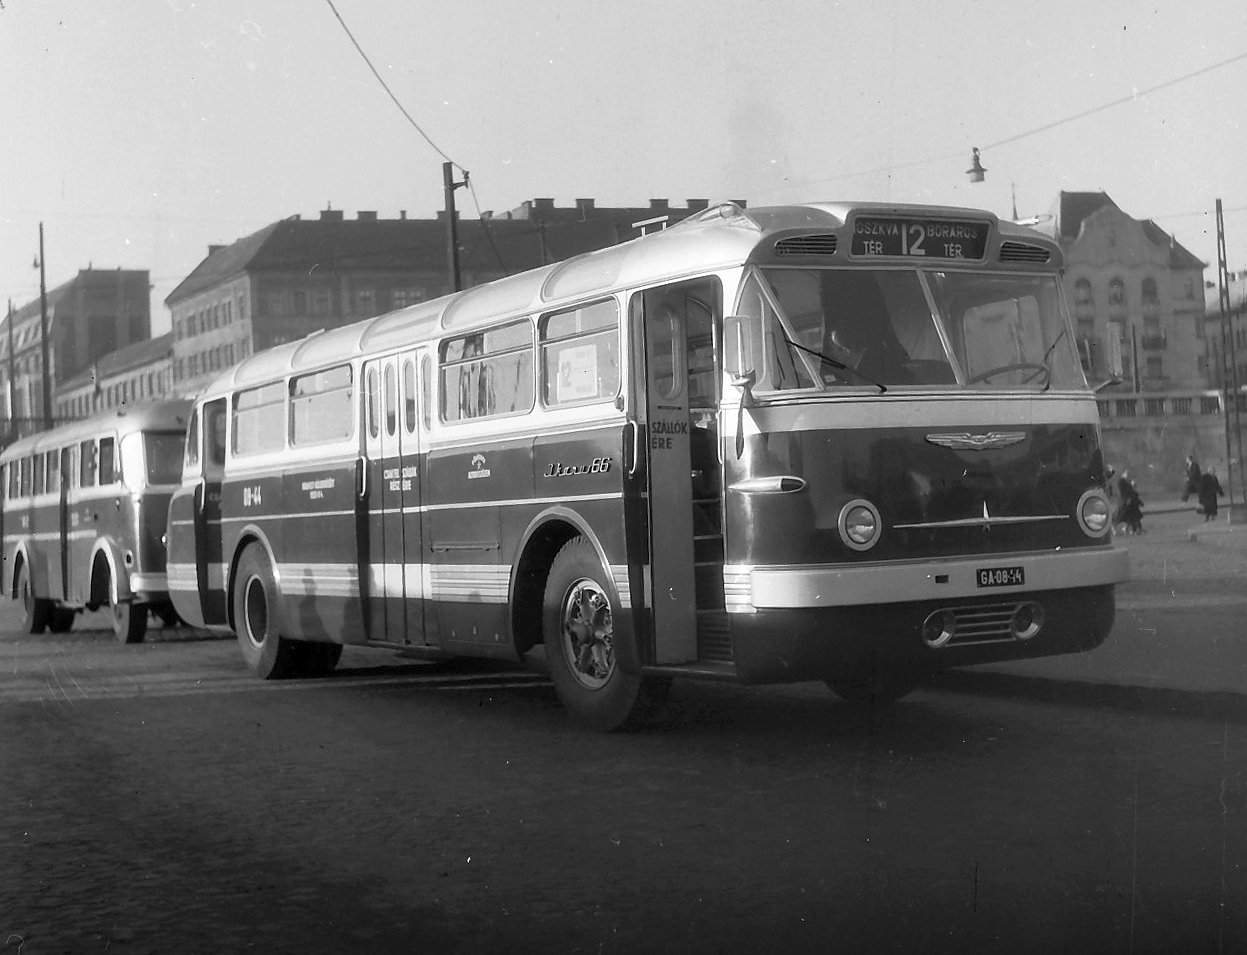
[925,431,1027,451]
[468,453,491,480]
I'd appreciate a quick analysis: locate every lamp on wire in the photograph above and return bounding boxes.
[966,148,987,184]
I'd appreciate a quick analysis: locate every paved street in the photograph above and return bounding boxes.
[2,508,1245,955]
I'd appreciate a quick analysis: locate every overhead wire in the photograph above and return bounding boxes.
[323,0,463,176]
[786,49,1247,192]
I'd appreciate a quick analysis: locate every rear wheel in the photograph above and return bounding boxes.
[112,597,148,644]
[17,563,51,634]
[543,536,647,732]
[233,543,302,679]
[825,673,920,707]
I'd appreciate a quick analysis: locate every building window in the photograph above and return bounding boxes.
[393,287,424,309]
[311,289,332,316]
[1115,399,1137,417]
[293,290,308,315]
[354,288,375,316]
[1172,397,1192,415]
[1108,278,1125,307]
[1145,356,1163,379]
[1141,277,1158,305]
[188,314,198,336]
[1143,398,1165,416]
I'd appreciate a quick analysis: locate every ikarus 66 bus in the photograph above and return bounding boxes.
[164,201,1128,730]
[2,401,191,642]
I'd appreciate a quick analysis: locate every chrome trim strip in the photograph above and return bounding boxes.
[892,515,1068,530]
[724,547,1129,611]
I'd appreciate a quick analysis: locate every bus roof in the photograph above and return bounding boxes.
[0,400,193,463]
[207,200,1059,394]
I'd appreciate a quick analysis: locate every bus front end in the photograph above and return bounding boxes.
[718,205,1128,692]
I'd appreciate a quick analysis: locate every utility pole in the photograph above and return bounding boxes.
[442,162,469,293]
[5,299,14,438]
[37,223,52,431]
[1215,198,1244,508]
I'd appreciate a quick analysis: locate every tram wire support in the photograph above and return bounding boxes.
[443,162,470,293]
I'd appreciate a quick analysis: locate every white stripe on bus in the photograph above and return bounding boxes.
[167,561,633,609]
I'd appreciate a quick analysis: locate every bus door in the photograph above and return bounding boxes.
[193,398,229,626]
[361,353,426,645]
[632,280,721,664]
[55,447,71,600]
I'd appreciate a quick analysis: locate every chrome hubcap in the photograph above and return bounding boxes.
[560,577,613,690]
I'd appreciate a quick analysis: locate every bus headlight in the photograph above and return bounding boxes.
[1076,489,1112,538]
[838,499,882,551]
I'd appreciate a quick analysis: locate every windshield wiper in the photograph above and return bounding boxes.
[784,337,887,394]
[1034,326,1071,393]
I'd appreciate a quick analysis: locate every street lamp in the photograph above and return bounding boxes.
[966,148,987,184]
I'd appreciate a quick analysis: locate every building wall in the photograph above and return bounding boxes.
[170,275,254,398]
[1063,206,1206,390]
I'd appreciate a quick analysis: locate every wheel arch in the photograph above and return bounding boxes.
[89,538,126,607]
[225,524,280,634]
[509,506,612,657]
[7,540,32,597]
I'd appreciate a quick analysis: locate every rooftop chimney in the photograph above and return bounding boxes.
[649,199,670,211]
[208,244,225,256]
[575,198,595,217]
[534,198,555,211]
[319,209,345,221]
[357,210,378,221]
[686,199,709,212]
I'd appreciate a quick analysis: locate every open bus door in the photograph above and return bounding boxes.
[632,280,722,665]
[361,352,427,646]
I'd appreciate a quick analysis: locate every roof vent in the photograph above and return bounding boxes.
[775,234,838,256]
[999,241,1051,263]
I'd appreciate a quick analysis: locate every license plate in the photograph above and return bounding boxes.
[977,565,1025,588]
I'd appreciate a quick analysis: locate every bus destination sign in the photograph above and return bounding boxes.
[851,216,990,260]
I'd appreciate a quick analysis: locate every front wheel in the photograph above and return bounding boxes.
[233,543,302,679]
[112,597,148,644]
[543,536,645,732]
[17,563,51,634]
[825,673,920,707]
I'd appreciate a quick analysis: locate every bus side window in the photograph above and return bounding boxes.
[99,436,117,485]
[32,453,45,495]
[185,409,201,470]
[206,401,227,472]
[421,355,431,430]
[403,358,417,435]
[45,449,59,494]
[80,440,97,488]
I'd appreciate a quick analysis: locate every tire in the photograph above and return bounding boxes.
[112,598,148,644]
[48,607,76,633]
[233,543,302,679]
[542,536,645,732]
[825,673,920,707]
[17,563,51,635]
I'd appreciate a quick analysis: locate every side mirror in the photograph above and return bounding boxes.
[723,315,754,381]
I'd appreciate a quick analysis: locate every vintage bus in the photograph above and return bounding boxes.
[165,201,1128,729]
[2,401,192,642]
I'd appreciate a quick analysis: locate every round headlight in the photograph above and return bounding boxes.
[1077,489,1111,537]
[838,499,882,551]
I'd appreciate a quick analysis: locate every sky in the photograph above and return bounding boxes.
[3,0,1246,335]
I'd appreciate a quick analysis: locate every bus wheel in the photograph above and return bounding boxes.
[825,674,919,707]
[234,544,301,679]
[112,598,148,644]
[48,608,76,633]
[542,536,643,732]
[17,563,51,635]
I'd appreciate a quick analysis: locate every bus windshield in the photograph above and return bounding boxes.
[140,432,186,486]
[741,267,1085,392]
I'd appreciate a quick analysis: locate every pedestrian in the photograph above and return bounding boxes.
[1118,469,1144,534]
[1105,465,1123,530]
[1182,454,1201,502]
[1197,468,1225,521]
